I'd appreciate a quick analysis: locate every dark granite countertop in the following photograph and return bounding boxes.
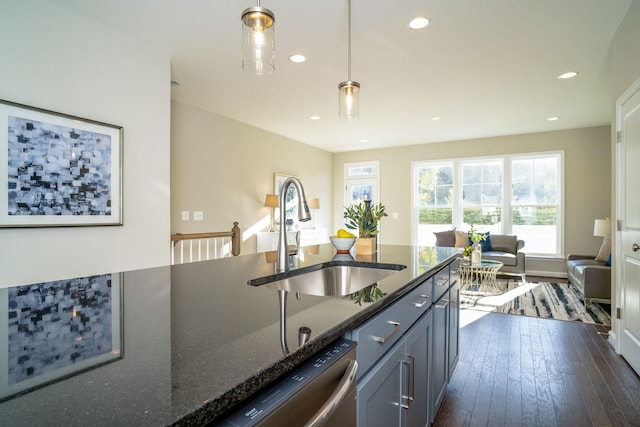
[0,244,458,426]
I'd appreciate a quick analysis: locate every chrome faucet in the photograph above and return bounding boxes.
[277,177,311,272]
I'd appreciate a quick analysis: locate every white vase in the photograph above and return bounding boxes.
[471,242,482,265]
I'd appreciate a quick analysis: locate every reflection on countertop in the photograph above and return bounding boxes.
[0,244,458,426]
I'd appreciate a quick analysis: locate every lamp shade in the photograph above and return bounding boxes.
[308,198,320,210]
[241,6,275,75]
[338,80,360,122]
[593,218,611,237]
[264,194,279,208]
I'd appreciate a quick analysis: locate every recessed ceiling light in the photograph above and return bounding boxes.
[408,17,429,30]
[310,115,320,120]
[359,139,368,143]
[547,116,560,121]
[557,71,578,79]
[289,54,306,63]
[431,116,441,121]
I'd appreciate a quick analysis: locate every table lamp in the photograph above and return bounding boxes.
[264,194,279,232]
[593,218,611,238]
[308,198,320,228]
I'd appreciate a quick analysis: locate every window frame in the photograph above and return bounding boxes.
[412,151,564,257]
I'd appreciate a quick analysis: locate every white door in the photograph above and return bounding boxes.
[617,77,640,375]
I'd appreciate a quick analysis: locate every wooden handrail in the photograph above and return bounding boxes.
[171,222,241,256]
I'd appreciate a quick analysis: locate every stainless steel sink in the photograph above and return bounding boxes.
[248,262,406,296]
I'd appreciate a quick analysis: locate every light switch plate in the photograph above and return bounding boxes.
[194,211,204,221]
[181,211,189,221]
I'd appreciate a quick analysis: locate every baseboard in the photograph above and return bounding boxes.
[525,269,568,279]
[608,330,617,350]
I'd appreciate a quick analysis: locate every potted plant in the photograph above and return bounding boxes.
[461,246,473,265]
[344,200,387,254]
[468,225,488,264]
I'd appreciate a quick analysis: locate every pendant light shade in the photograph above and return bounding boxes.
[241,5,275,75]
[339,0,359,122]
[338,80,360,121]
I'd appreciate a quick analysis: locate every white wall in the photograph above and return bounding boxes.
[333,126,612,276]
[0,1,171,287]
[170,101,333,255]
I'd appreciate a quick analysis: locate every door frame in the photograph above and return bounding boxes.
[614,74,640,367]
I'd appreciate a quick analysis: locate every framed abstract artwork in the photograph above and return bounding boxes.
[0,273,123,401]
[0,99,123,227]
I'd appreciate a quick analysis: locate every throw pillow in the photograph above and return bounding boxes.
[595,236,611,262]
[468,232,492,252]
[454,230,469,247]
[604,254,612,266]
[433,229,456,247]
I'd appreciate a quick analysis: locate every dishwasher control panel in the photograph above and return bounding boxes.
[218,338,357,426]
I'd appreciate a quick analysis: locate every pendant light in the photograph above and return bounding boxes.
[241,2,275,75]
[338,0,360,121]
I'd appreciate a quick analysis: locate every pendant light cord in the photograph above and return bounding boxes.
[347,0,352,81]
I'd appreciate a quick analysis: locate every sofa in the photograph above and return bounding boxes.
[566,254,611,307]
[433,229,526,282]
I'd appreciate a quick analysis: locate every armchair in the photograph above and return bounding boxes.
[566,254,611,308]
[481,234,526,283]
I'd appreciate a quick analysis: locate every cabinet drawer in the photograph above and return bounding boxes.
[432,264,450,302]
[351,280,431,378]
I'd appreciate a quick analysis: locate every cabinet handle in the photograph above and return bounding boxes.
[435,278,450,287]
[412,295,430,308]
[408,354,415,402]
[401,359,411,409]
[371,321,401,343]
[436,299,449,309]
[304,360,358,427]
[400,354,416,410]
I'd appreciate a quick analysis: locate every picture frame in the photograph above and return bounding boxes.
[274,172,298,225]
[0,99,123,227]
[0,272,123,402]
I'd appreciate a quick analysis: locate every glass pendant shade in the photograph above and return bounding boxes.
[338,80,360,122]
[241,6,275,75]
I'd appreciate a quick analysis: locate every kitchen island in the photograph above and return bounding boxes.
[0,244,458,426]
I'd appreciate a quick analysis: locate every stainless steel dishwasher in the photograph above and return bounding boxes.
[217,339,357,427]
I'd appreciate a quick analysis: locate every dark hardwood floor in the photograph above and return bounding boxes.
[433,311,640,426]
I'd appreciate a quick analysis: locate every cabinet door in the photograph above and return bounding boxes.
[404,312,432,427]
[357,342,405,427]
[431,297,449,422]
[448,281,460,380]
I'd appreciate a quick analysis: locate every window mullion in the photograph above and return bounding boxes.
[503,157,512,234]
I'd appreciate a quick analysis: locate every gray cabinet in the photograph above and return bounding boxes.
[356,336,404,427]
[404,312,432,427]
[356,311,432,427]
[431,295,449,420]
[448,279,460,380]
[348,258,459,427]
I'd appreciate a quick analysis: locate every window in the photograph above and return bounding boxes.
[344,161,380,206]
[413,152,563,257]
[510,155,562,255]
[415,162,453,234]
[461,159,503,230]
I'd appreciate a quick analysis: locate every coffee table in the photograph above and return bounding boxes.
[459,259,504,295]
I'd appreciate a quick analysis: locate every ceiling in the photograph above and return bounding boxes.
[49,0,633,153]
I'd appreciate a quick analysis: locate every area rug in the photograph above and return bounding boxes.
[460,281,611,326]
